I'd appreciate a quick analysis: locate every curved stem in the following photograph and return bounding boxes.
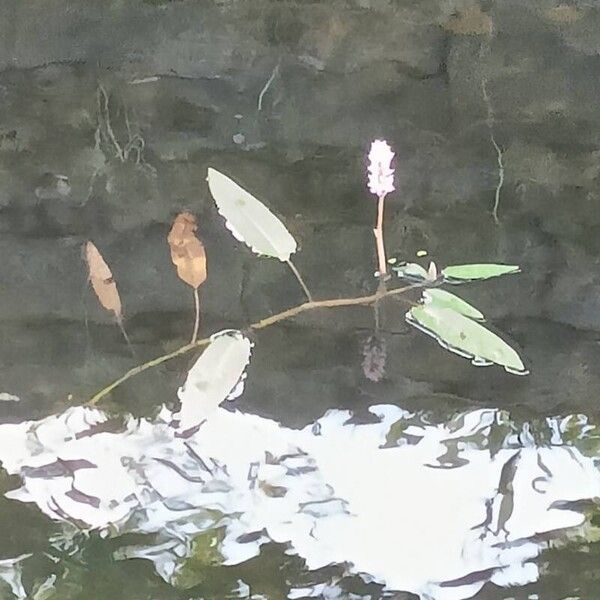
[257,62,280,111]
[98,85,124,161]
[491,138,504,226]
[191,287,200,344]
[116,316,136,359]
[86,283,419,406]
[481,78,504,226]
[87,339,204,406]
[286,259,313,302]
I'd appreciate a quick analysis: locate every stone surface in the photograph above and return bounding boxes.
[0,0,599,422]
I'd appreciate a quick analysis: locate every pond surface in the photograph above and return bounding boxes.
[0,1,599,598]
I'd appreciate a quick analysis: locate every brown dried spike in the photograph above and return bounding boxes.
[167,211,197,244]
[85,241,122,318]
[168,213,207,289]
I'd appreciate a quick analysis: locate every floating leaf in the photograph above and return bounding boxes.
[392,262,429,283]
[406,305,528,375]
[206,167,297,261]
[442,264,520,284]
[167,212,207,289]
[423,289,484,321]
[177,330,253,431]
[85,241,122,319]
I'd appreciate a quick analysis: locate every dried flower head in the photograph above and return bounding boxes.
[367,140,395,197]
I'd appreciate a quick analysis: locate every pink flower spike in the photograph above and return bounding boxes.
[367,139,395,197]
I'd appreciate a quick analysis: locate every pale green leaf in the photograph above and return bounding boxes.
[207,168,297,261]
[442,263,520,283]
[392,262,429,282]
[406,305,528,375]
[423,289,484,321]
[177,330,253,431]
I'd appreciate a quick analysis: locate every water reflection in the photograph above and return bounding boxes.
[0,402,598,599]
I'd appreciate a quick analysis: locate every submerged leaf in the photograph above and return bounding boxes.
[442,264,520,284]
[173,528,226,589]
[406,305,528,375]
[168,212,207,289]
[423,289,484,321]
[206,167,297,261]
[85,241,122,318]
[177,330,253,431]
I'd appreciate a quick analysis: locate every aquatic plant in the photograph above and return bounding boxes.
[84,241,133,352]
[207,166,312,301]
[85,142,528,404]
[393,262,527,374]
[367,139,395,279]
[167,212,207,343]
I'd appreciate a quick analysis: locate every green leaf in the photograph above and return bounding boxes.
[177,330,253,431]
[423,289,484,321]
[392,262,429,282]
[207,168,297,261]
[173,528,226,589]
[406,305,528,375]
[441,263,520,283]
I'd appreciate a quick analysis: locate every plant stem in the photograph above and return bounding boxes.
[491,135,504,226]
[373,194,388,278]
[116,316,136,359]
[286,259,313,302]
[86,283,419,406]
[373,278,387,332]
[87,339,202,407]
[257,62,280,111]
[481,78,504,226]
[191,287,200,344]
[98,85,124,161]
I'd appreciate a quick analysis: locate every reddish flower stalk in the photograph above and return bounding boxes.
[367,140,395,279]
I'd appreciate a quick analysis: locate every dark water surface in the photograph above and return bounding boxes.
[0,1,599,598]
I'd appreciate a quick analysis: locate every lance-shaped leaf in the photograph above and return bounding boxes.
[177,330,253,431]
[85,241,122,319]
[423,289,484,321]
[392,262,429,283]
[406,305,528,375]
[442,264,520,284]
[206,167,297,261]
[167,212,207,289]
